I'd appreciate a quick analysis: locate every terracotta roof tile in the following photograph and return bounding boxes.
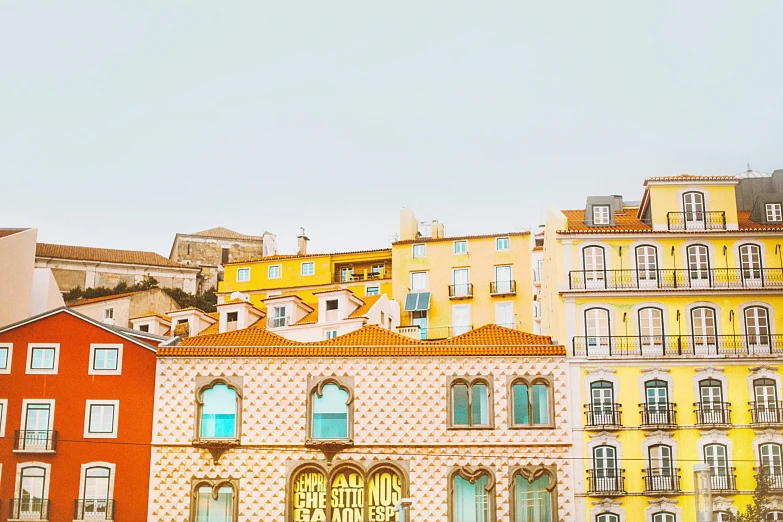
[644,174,740,184]
[738,211,783,231]
[347,295,381,318]
[37,243,191,268]
[66,291,139,307]
[226,248,392,265]
[169,306,207,314]
[190,227,264,241]
[435,324,554,347]
[293,307,319,325]
[129,311,172,322]
[559,209,653,234]
[393,231,529,245]
[0,228,28,238]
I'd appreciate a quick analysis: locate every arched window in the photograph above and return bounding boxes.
[510,377,552,427]
[714,511,732,522]
[687,245,711,283]
[584,308,610,354]
[590,381,616,426]
[511,466,557,522]
[450,467,495,522]
[704,444,729,491]
[753,378,780,423]
[647,444,674,492]
[190,479,237,522]
[635,245,659,284]
[768,512,783,521]
[745,306,771,349]
[591,446,619,493]
[583,246,606,285]
[653,512,676,522]
[643,379,671,425]
[697,379,725,424]
[683,191,705,223]
[638,307,664,349]
[16,466,47,520]
[310,382,351,440]
[197,382,240,440]
[596,514,619,522]
[79,466,112,520]
[450,377,492,428]
[691,307,717,351]
[759,443,783,483]
[739,244,763,281]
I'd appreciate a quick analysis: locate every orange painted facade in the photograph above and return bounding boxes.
[0,310,156,522]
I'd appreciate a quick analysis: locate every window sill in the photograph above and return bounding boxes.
[12,449,56,454]
[447,425,495,430]
[509,424,556,430]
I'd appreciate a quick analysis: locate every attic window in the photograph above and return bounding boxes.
[139,325,149,332]
[592,205,610,225]
[326,300,338,311]
[226,312,238,323]
[766,203,782,222]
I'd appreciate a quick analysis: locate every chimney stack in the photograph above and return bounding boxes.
[297,227,309,255]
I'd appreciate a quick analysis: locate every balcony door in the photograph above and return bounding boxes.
[453,269,470,297]
[23,403,51,451]
[638,307,664,354]
[698,379,724,423]
[687,245,710,286]
[760,443,783,488]
[635,245,658,287]
[495,265,512,294]
[648,444,674,490]
[590,381,615,425]
[583,247,606,288]
[683,191,705,229]
[645,380,670,424]
[584,308,610,356]
[495,302,514,329]
[704,444,729,490]
[745,306,771,352]
[739,244,763,284]
[593,446,618,491]
[690,307,717,353]
[18,466,46,519]
[452,304,471,336]
[81,467,111,519]
[754,378,779,423]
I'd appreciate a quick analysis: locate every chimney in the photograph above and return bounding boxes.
[399,208,418,241]
[262,232,278,257]
[297,227,309,255]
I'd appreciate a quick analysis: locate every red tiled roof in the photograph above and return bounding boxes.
[559,209,652,234]
[738,211,783,231]
[347,295,382,318]
[129,311,172,322]
[226,248,392,265]
[66,291,139,307]
[37,243,191,269]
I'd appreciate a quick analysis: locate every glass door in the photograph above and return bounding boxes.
[648,445,673,491]
[18,466,46,519]
[745,307,770,352]
[755,379,779,423]
[635,246,658,287]
[593,446,618,492]
[590,381,615,425]
[583,247,606,288]
[739,244,763,284]
[453,269,470,297]
[23,404,51,451]
[495,265,512,294]
[691,307,717,353]
[645,380,670,424]
[82,467,111,519]
[638,308,664,354]
[687,245,710,286]
[683,192,705,229]
[704,444,729,490]
[585,309,610,355]
[760,444,783,488]
[699,379,724,424]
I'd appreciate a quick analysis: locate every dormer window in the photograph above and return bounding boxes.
[766,203,782,222]
[271,306,288,328]
[325,299,339,322]
[226,312,238,331]
[592,205,610,225]
[326,300,338,311]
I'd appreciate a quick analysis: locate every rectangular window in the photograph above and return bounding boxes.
[268,265,281,279]
[592,205,611,225]
[20,400,55,451]
[271,306,288,328]
[325,330,338,340]
[237,268,250,282]
[27,345,59,374]
[452,304,471,336]
[411,271,428,291]
[511,380,551,427]
[326,300,338,311]
[495,302,514,328]
[138,324,150,332]
[496,237,510,251]
[767,203,783,222]
[371,264,385,275]
[454,241,467,254]
[0,399,6,437]
[85,402,118,436]
[366,286,379,296]
[221,247,230,264]
[103,308,114,320]
[0,344,10,373]
[412,244,426,258]
[89,344,123,375]
[301,262,315,276]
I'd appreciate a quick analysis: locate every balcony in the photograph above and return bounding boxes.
[643,468,681,494]
[584,404,622,429]
[490,280,517,296]
[567,267,783,291]
[13,430,57,453]
[694,402,732,426]
[448,284,473,299]
[711,469,737,492]
[572,334,783,358]
[586,469,625,495]
[667,211,727,231]
[640,403,677,427]
[756,467,783,490]
[396,324,474,341]
[9,498,50,521]
[332,268,391,283]
[750,402,783,425]
[74,499,115,521]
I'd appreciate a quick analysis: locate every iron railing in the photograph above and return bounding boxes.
[667,211,727,230]
[643,467,681,493]
[756,467,783,490]
[585,404,622,428]
[332,269,391,283]
[74,499,115,520]
[490,280,517,295]
[9,498,50,520]
[694,402,732,425]
[573,334,783,357]
[749,402,783,425]
[269,316,290,328]
[567,267,783,290]
[640,403,677,427]
[586,468,625,495]
[448,284,473,299]
[711,469,737,491]
[13,430,57,452]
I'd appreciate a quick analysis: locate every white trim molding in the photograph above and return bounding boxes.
[646,498,681,522]
[88,343,124,376]
[83,400,120,439]
[590,498,626,522]
[0,343,12,374]
[25,343,60,375]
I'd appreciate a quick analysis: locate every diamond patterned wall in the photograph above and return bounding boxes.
[150,356,574,520]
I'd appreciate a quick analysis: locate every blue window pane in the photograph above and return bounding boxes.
[514,384,530,425]
[0,348,7,368]
[532,384,549,425]
[472,384,488,425]
[312,384,348,439]
[515,474,551,522]
[200,385,237,439]
[453,384,469,425]
[454,474,489,522]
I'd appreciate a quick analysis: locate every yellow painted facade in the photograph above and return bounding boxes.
[542,174,783,521]
[218,249,392,309]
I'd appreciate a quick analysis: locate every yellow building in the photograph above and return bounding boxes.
[218,232,392,309]
[392,208,533,339]
[541,171,783,522]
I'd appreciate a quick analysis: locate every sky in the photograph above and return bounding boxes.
[1,2,781,257]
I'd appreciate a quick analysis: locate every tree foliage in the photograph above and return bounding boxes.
[63,276,217,312]
[735,471,773,522]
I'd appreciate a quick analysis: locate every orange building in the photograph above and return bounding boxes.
[0,307,159,522]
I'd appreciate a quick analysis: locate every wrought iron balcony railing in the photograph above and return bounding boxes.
[13,430,57,452]
[586,468,625,495]
[694,402,732,425]
[268,316,290,328]
[711,469,737,492]
[489,280,517,295]
[573,334,783,357]
[749,402,783,425]
[332,269,391,283]
[667,211,727,230]
[9,498,50,520]
[74,499,115,520]
[567,267,783,291]
[640,403,677,427]
[756,466,783,490]
[585,404,622,428]
[448,283,473,299]
[643,467,681,493]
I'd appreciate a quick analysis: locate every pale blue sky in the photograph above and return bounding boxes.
[1,2,781,256]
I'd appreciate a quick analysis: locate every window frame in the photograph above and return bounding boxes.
[766,203,783,222]
[21,399,55,437]
[301,262,315,276]
[236,267,251,282]
[508,375,555,428]
[78,462,116,518]
[496,237,510,251]
[0,342,12,374]
[509,464,558,522]
[412,243,426,258]
[324,329,338,340]
[447,375,494,429]
[103,308,114,320]
[365,286,380,296]
[194,376,243,443]
[88,344,123,376]
[189,478,239,522]
[454,240,468,254]
[267,264,282,279]
[410,271,428,291]
[0,398,7,437]
[593,205,611,225]
[305,376,354,445]
[26,343,60,375]
[447,466,496,522]
[83,400,120,439]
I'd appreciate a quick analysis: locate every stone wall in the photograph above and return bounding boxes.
[37,259,199,293]
[50,267,87,292]
[172,237,264,291]
[128,288,181,325]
